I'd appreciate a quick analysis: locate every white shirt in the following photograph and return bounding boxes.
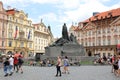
[118,59,120,69]
[9,57,14,65]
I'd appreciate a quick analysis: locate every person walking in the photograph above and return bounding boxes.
[118,56,120,76]
[9,55,14,76]
[55,56,62,77]
[62,56,70,74]
[14,57,19,72]
[3,57,10,77]
[18,55,24,74]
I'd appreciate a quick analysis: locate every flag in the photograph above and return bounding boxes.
[14,26,18,39]
[28,30,31,39]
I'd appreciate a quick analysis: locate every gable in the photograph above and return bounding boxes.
[110,16,120,26]
[82,22,95,30]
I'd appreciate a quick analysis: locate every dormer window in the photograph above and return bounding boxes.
[108,12,112,17]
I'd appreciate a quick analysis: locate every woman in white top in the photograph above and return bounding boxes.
[55,56,62,77]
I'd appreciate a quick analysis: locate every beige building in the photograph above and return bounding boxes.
[33,20,54,60]
[6,8,34,58]
[0,1,7,55]
[70,8,120,57]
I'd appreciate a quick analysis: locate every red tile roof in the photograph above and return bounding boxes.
[75,8,120,31]
[6,9,16,15]
[84,8,120,23]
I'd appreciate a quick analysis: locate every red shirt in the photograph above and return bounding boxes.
[14,57,18,64]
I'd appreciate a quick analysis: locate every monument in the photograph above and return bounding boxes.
[45,23,85,57]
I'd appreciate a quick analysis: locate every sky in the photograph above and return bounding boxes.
[1,0,120,38]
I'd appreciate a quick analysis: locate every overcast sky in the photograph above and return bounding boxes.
[1,0,120,38]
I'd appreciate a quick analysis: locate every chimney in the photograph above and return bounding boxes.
[7,6,11,10]
[41,19,43,23]
[93,12,99,16]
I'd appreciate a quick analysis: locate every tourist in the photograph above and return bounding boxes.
[111,55,115,73]
[62,56,70,74]
[18,55,24,74]
[14,57,19,72]
[3,57,10,77]
[55,56,62,77]
[118,56,120,76]
[113,56,119,76]
[9,55,14,76]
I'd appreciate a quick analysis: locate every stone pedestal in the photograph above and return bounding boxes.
[45,43,85,57]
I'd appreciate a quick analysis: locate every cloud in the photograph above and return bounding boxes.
[56,0,80,10]
[29,0,59,4]
[38,13,57,23]
[1,0,59,5]
[58,0,119,24]
[1,0,120,37]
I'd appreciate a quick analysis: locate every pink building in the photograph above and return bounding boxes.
[0,1,7,55]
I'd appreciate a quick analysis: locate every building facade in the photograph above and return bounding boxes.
[33,20,54,60]
[70,8,120,57]
[6,8,34,58]
[0,2,7,55]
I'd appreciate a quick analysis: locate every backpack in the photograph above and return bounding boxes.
[18,58,24,64]
[64,59,69,66]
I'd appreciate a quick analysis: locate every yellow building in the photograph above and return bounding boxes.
[33,20,54,60]
[6,8,34,58]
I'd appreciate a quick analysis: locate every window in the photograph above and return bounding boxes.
[108,53,111,57]
[20,42,24,47]
[3,23,5,29]
[103,39,106,45]
[2,31,4,37]
[16,19,18,22]
[36,38,37,43]
[93,42,95,46]
[103,53,106,56]
[85,42,87,46]
[9,24,12,30]
[114,27,117,32]
[8,32,12,38]
[88,31,91,36]
[108,39,111,45]
[98,39,101,45]
[102,28,106,33]
[97,30,101,34]
[114,38,118,45]
[9,41,12,47]
[29,43,32,48]
[107,28,110,33]
[2,41,4,47]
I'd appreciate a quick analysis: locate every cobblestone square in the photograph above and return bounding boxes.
[0,65,120,80]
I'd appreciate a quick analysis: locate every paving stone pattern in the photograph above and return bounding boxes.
[0,66,120,80]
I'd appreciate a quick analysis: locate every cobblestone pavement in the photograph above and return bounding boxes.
[0,65,120,80]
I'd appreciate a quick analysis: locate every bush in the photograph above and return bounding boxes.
[80,61,93,65]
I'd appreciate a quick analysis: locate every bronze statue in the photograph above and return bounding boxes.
[50,23,78,46]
